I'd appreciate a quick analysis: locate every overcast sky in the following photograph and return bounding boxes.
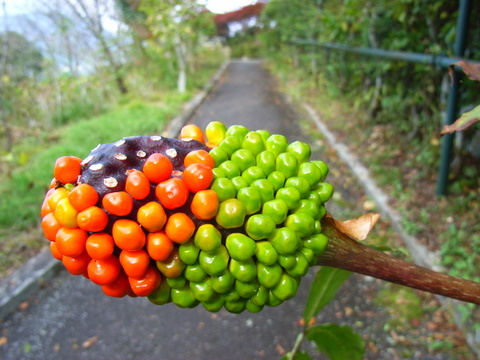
[3,0,259,16]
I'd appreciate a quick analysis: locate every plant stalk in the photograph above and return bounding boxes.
[317,217,480,305]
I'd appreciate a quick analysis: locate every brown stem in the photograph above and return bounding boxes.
[317,217,480,305]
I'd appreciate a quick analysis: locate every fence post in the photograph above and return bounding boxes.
[436,0,471,196]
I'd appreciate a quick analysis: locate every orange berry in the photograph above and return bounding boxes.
[184,150,215,169]
[182,163,213,193]
[77,206,108,232]
[180,124,205,143]
[119,249,150,278]
[155,177,189,209]
[86,233,115,260]
[88,256,121,286]
[47,187,69,212]
[55,227,88,257]
[68,184,99,211]
[62,251,91,275]
[101,271,131,298]
[165,212,195,244]
[54,156,82,184]
[112,219,146,251]
[190,189,219,220]
[41,188,55,217]
[128,265,162,297]
[102,191,133,216]
[49,242,63,261]
[146,231,174,261]
[143,153,173,183]
[125,170,151,200]
[137,201,167,232]
[42,213,63,241]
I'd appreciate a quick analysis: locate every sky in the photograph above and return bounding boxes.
[4,0,260,16]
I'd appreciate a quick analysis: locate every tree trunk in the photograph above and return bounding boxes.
[175,37,187,94]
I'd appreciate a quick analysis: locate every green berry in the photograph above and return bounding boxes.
[166,275,186,289]
[245,214,276,240]
[184,263,207,283]
[256,129,271,144]
[218,160,241,179]
[311,160,329,182]
[225,125,249,140]
[147,279,171,305]
[286,251,310,277]
[287,141,311,164]
[229,258,257,282]
[257,262,283,288]
[277,254,296,270]
[171,285,198,308]
[276,152,298,179]
[202,294,225,312]
[224,298,246,314]
[231,176,249,192]
[271,273,299,301]
[297,162,322,188]
[198,245,230,276]
[190,277,216,302]
[275,187,301,210]
[303,233,329,255]
[236,186,263,215]
[226,233,256,261]
[255,241,278,265]
[262,199,289,224]
[285,212,315,238]
[265,134,288,156]
[251,179,275,203]
[293,199,320,220]
[256,150,276,176]
[211,269,235,293]
[246,300,263,313]
[241,166,266,185]
[194,224,222,252]
[242,131,266,156]
[219,136,242,158]
[215,198,247,229]
[211,177,236,202]
[315,182,335,203]
[235,279,259,298]
[284,176,311,199]
[267,171,285,192]
[178,239,200,265]
[268,227,300,255]
[209,146,229,167]
[249,285,269,306]
[231,149,256,172]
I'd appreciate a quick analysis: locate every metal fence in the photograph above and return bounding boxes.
[291,0,478,196]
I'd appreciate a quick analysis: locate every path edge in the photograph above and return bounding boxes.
[0,60,230,322]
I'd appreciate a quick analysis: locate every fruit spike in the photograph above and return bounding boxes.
[41,122,480,314]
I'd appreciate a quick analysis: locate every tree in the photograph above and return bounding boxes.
[139,0,215,93]
[65,0,128,94]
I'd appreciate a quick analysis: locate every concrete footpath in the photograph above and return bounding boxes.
[0,60,476,360]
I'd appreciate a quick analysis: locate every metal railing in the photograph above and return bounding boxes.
[291,0,477,196]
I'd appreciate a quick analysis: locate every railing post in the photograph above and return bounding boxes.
[436,0,471,196]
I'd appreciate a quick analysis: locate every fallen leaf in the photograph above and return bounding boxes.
[275,343,286,356]
[449,60,480,82]
[441,104,480,135]
[82,336,99,349]
[333,213,380,241]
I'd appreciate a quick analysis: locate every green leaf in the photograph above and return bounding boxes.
[441,104,480,134]
[306,324,365,360]
[280,351,312,360]
[303,267,351,323]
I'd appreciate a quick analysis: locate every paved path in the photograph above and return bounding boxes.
[0,60,470,360]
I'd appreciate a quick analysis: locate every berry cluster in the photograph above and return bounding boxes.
[41,122,334,313]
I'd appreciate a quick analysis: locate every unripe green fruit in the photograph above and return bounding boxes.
[251,179,275,204]
[271,273,299,301]
[287,141,311,164]
[171,285,198,308]
[286,251,310,277]
[246,300,264,313]
[265,134,288,156]
[249,285,269,306]
[211,269,235,293]
[235,279,259,298]
[284,176,311,199]
[215,198,247,229]
[293,199,320,220]
[242,166,266,185]
[231,148,256,172]
[262,199,289,224]
[236,186,262,215]
[285,213,315,238]
[211,177,236,202]
[229,258,257,282]
[202,294,225,313]
[297,162,322,188]
[184,263,207,283]
[190,277,216,302]
[231,176,249,192]
[218,160,241,179]
[267,291,283,307]
[219,136,242,157]
[224,298,246,314]
[147,280,171,305]
[303,233,329,255]
[255,241,278,265]
[242,131,266,156]
[277,254,296,270]
[256,150,276,176]
[311,160,329,181]
[276,152,298,179]
[178,239,200,265]
[166,275,186,289]
[225,124,249,140]
[256,129,271,143]
[268,227,300,255]
[267,171,286,192]
[194,224,222,252]
[275,187,302,210]
[198,245,229,276]
[209,146,229,167]
[226,233,256,261]
[315,182,335,203]
[245,214,276,240]
[257,262,283,288]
